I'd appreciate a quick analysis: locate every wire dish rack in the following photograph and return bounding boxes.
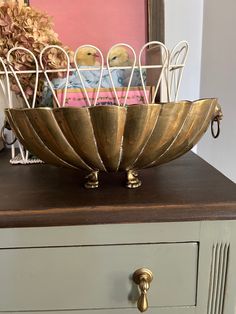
[0,41,222,188]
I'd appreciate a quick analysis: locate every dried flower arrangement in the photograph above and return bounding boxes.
[0,0,73,105]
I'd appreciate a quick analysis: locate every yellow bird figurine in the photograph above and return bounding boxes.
[76,47,100,66]
[108,46,132,67]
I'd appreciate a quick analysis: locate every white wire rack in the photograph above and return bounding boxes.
[0,40,189,164]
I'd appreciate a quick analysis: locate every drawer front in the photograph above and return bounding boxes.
[0,243,198,311]
[0,308,196,314]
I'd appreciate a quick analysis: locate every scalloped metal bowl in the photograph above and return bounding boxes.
[5,98,220,188]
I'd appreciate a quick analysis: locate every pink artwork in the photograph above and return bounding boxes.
[56,87,152,107]
[29,0,147,54]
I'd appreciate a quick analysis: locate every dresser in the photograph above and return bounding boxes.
[0,150,235,314]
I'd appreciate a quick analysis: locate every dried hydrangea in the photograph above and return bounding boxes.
[0,0,73,105]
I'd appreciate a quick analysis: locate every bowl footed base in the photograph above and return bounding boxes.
[85,170,142,189]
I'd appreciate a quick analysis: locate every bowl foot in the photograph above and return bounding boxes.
[126,170,142,189]
[84,171,99,189]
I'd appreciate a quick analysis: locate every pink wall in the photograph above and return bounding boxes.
[30,0,147,54]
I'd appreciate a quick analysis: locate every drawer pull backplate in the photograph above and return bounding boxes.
[133,268,153,312]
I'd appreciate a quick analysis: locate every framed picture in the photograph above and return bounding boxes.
[26,0,165,52]
[25,0,164,101]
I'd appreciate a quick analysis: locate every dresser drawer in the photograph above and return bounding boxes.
[0,308,195,314]
[0,242,198,312]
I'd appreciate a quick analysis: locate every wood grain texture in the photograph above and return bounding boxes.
[0,150,235,228]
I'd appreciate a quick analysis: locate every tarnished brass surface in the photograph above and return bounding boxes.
[119,104,161,171]
[84,171,99,189]
[133,268,154,312]
[89,106,126,172]
[152,98,218,166]
[211,103,223,139]
[5,99,221,175]
[126,170,142,189]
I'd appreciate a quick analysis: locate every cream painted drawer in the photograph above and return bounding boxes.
[0,242,198,312]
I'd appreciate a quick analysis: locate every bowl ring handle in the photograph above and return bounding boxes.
[0,120,17,146]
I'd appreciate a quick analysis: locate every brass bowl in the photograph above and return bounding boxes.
[5,98,221,188]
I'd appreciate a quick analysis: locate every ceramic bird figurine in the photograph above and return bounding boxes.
[76,47,100,66]
[108,46,132,67]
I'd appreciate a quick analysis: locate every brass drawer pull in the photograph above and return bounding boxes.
[133,268,153,312]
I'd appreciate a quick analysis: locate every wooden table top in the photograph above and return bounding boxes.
[0,150,235,228]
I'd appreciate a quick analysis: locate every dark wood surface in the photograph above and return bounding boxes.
[0,150,235,228]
